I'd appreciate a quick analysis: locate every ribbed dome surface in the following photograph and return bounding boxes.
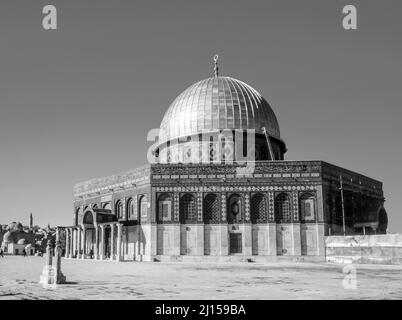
[159,76,281,144]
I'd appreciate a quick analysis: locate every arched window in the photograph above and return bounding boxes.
[139,195,148,220]
[300,193,316,222]
[228,194,242,224]
[115,200,123,219]
[180,194,197,223]
[158,193,172,222]
[275,193,291,222]
[203,194,220,224]
[102,203,112,210]
[83,211,94,224]
[127,198,137,220]
[251,193,267,223]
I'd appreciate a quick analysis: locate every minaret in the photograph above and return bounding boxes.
[29,213,33,230]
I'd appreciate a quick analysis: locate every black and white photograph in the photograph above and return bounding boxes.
[1,0,402,309]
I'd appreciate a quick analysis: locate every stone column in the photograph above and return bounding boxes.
[54,242,66,284]
[46,243,52,266]
[116,224,122,261]
[94,224,99,259]
[77,228,82,259]
[70,228,74,258]
[100,225,105,260]
[111,224,115,260]
[82,227,87,259]
[72,228,76,257]
[65,228,70,258]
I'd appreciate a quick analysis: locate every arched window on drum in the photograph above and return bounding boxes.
[299,193,316,222]
[275,193,291,222]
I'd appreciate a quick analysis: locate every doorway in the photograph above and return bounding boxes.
[229,233,242,254]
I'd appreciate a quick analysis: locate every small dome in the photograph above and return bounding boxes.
[17,238,27,245]
[3,231,15,243]
[6,222,23,232]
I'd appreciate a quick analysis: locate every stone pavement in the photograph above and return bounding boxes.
[1,256,402,299]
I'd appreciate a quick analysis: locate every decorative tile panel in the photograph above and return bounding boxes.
[292,192,299,222]
[221,193,227,222]
[268,192,275,221]
[173,193,180,222]
[197,192,203,222]
[245,193,250,222]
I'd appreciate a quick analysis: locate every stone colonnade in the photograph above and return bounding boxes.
[64,222,123,262]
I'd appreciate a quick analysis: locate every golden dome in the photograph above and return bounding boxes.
[159,76,282,145]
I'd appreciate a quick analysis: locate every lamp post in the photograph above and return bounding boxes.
[340,176,346,236]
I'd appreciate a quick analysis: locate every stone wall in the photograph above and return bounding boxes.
[325,234,402,265]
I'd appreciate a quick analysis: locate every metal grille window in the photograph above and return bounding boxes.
[203,194,220,223]
[275,193,291,221]
[251,193,267,223]
[180,194,197,223]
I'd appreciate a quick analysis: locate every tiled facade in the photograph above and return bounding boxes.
[64,161,386,262]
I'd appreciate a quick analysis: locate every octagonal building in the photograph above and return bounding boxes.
[66,60,387,262]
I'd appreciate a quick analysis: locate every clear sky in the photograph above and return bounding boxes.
[1,0,401,232]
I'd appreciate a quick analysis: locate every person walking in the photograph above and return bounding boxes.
[22,249,27,257]
[0,248,4,258]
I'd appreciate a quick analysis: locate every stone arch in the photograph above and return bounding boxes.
[251,193,267,223]
[203,193,220,224]
[115,200,123,219]
[157,193,173,222]
[299,192,316,222]
[377,206,388,234]
[102,202,112,210]
[126,198,136,220]
[180,193,197,223]
[275,193,291,222]
[139,195,148,221]
[83,211,94,225]
[74,207,81,226]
